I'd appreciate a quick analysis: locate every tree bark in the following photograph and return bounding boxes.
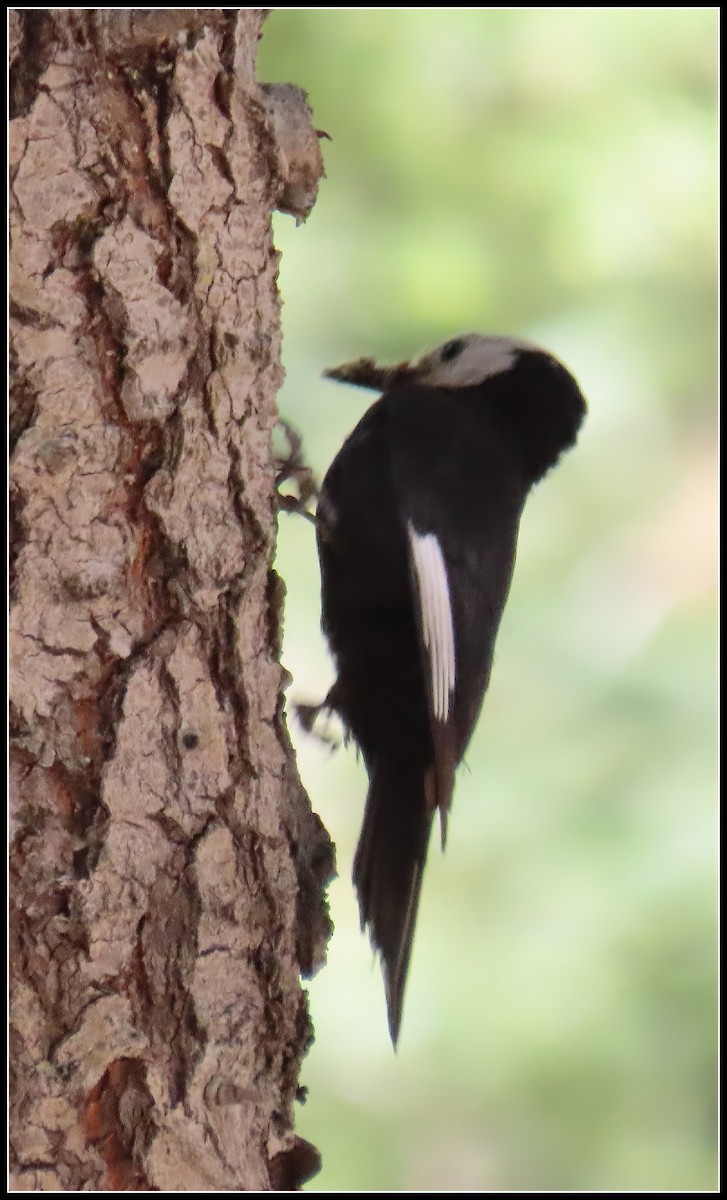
[9,9,332,1191]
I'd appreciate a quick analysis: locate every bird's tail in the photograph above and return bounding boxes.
[353,756,435,1046]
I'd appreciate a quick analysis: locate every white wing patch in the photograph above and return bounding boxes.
[407,524,456,722]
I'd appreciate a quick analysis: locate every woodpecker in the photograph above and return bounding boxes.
[314,333,587,1045]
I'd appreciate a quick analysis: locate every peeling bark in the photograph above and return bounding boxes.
[10,9,332,1191]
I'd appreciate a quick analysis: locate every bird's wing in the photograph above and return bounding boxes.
[386,385,523,842]
[403,518,459,843]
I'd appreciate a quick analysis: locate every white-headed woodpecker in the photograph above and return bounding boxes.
[314,333,587,1045]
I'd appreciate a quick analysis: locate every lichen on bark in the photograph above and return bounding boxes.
[10,9,331,1191]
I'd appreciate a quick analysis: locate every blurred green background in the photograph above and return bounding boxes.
[258,9,717,1192]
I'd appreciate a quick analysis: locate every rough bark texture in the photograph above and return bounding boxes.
[9,9,332,1191]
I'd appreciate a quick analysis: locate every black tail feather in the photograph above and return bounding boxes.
[353,758,434,1046]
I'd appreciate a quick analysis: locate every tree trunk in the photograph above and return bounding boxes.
[9,9,332,1191]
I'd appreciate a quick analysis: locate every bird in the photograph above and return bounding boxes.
[313,333,587,1045]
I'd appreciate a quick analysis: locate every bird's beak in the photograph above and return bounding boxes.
[391,359,415,383]
[323,356,415,392]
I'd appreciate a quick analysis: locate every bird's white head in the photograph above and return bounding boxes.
[408,333,543,389]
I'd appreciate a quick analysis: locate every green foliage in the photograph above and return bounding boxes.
[259,9,717,1192]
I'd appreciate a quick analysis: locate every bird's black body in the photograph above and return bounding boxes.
[315,335,586,1044]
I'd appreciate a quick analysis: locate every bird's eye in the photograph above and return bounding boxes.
[441,339,464,363]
